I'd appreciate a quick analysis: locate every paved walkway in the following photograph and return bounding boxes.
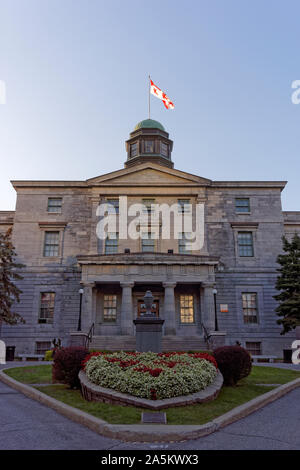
[0,361,299,450]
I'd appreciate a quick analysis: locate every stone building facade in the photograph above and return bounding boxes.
[0,119,299,356]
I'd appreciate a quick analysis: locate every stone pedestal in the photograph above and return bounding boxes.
[69,332,88,347]
[208,331,227,349]
[133,290,165,353]
[133,317,165,353]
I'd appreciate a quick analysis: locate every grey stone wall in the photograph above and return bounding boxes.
[1,168,297,357]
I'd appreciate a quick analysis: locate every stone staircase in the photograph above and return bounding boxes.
[89,335,208,351]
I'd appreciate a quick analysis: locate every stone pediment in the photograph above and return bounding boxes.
[87,163,211,187]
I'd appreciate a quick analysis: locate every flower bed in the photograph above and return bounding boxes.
[83,351,218,400]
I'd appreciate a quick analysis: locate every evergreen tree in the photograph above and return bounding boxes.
[274,233,300,334]
[0,228,25,325]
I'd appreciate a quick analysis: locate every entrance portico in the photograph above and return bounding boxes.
[76,252,222,348]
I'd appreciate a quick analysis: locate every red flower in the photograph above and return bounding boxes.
[190,353,218,369]
[81,351,106,370]
[150,388,157,400]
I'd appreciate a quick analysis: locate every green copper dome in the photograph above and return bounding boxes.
[134,119,165,132]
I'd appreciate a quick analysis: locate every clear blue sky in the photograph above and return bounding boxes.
[1,0,299,210]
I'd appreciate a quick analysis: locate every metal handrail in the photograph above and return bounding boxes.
[85,322,95,349]
[201,322,212,350]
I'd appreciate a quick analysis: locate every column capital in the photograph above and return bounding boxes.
[80,282,96,289]
[163,281,177,288]
[120,281,135,288]
[201,282,215,289]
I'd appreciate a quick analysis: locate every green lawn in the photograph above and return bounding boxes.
[4,364,52,384]
[3,364,300,425]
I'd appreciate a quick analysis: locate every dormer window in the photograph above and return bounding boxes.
[130,142,138,158]
[161,142,169,157]
[145,140,154,153]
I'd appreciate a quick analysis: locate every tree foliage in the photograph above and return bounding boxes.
[0,228,25,325]
[274,233,300,334]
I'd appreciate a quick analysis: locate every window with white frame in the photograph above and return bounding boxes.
[103,295,117,322]
[35,341,52,355]
[141,231,155,252]
[47,198,62,213]
[142,198,155,214]
[235,198,250,213]
[105,233,118,254]
[38,292,55,324]
[43,231,60,257]
[178,232,192,254]
[245,341,261,355]
[106,199,119,214]
[237,231,254,257]
[242,292,258,324]
[180,295,194,323]
[178,199,191,213]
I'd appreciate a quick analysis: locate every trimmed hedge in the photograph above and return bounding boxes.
[213,345,252,386]
[52,346,89,389]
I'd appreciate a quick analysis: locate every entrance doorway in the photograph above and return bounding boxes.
[137,299,159,317]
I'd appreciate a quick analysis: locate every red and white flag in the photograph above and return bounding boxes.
[150,79,174,110]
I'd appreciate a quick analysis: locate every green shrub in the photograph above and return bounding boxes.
[44,350,53,361]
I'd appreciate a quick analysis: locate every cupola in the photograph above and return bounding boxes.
[125,119,174,168]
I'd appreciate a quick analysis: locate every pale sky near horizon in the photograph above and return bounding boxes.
[0,0,300,211]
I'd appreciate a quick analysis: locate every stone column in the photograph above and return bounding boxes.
[163,282,177,335]
[201,282,215,333]
[89,196,101,254]
[120,281,134,335]
[81,282,95,332]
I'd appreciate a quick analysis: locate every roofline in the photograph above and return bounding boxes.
[11,180,87,189]
[10,177,287,191]
[212,181,287,191]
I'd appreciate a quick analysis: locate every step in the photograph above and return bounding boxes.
[89,335,208,351]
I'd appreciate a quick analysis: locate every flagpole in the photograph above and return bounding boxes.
[148,75,151,119]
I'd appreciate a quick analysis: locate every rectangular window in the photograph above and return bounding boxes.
[105,233,118,254]
[141,231,155,252]
[178,199,191,213]
[35,341,52,355]
[246,342,261,355]
[43,231,60,257]
[103,295,117,322]
[142,198,155,214]
[178,232,192,254]
[47,198,62,213]
[161,142,169,157]
[106,199,119,214]
[145,140,154,153]
[130,143,137,158]
[242,293,258,324]
[238,231,254,257]
[39,292,55,324]
[235,198,250,213]
[180,295,194,323]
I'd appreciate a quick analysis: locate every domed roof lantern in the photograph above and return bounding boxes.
[134,119,165,132]
[125,119,173,168]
